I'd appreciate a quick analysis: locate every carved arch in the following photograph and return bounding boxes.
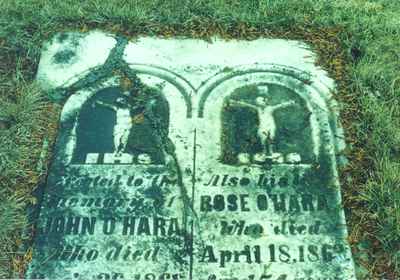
[195,64,343,166]
[54,65,195,167]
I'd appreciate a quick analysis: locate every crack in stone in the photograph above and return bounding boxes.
[53,36,129,102]
[68,36,128,91]
[115,57,205,254]
[142,93,204,254]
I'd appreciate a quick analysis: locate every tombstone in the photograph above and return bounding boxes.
[27,31,356,280]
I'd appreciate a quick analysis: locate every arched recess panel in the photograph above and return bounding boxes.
[70,86,169,164]
[219,83,315,164]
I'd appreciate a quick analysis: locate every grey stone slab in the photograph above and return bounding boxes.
[28,31,356,280]
[37,31,117,92]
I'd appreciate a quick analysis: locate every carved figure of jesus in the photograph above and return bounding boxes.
[95,95,131,154]
[228,96,294,156]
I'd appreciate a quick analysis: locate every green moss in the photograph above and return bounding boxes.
[52,49,76,64]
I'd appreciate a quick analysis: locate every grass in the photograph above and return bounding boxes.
[0,81,59,277]
[0,0,399,279]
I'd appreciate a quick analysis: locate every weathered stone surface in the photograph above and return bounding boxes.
[28,31,356,280]
[37,31,116,92]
